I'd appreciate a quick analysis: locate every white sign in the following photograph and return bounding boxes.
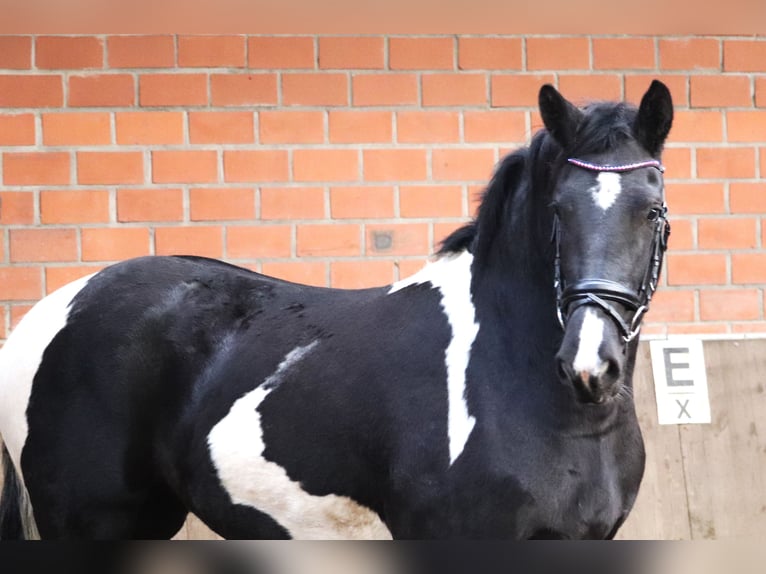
[649,339,711,425]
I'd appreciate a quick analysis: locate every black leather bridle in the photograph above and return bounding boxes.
[552,157,671,345]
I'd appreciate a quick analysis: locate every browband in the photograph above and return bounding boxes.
[567,158,665,173]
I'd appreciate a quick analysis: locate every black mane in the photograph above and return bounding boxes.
[438,101,640,259]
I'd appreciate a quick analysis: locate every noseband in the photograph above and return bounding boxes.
[552,158,671,345]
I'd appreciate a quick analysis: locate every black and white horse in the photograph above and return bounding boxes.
[0,81,673,539]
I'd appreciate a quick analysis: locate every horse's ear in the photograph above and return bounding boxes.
[633,80,673,156]
[538,84,584,150]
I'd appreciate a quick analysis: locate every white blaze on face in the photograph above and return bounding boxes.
[590,172,622,211]
[0,274,95,484]
[389,251,479,465]
[207,341,393,539]
[572,308,607,380]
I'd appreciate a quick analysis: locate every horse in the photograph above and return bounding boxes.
[0,80,673,540]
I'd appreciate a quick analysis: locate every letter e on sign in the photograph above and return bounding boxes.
[650,339,711,425]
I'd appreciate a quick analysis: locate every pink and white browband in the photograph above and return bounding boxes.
[567,158,665,173]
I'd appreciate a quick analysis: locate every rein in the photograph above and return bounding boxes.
[552,158,670,345]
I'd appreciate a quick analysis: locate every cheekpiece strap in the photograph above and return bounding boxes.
[567,158,665,173]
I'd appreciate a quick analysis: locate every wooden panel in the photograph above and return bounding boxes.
[617,343,692,540]
[678,340,766,540]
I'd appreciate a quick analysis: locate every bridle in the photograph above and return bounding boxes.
[551,157,671,345]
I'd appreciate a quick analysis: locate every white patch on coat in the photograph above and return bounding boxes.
[590,172,622,211]
[207,341,393,539]
[389,251,479,465]
[572,308,607,378]
[0,274,95,484]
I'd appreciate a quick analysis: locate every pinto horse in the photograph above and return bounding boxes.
[0,81,673,539]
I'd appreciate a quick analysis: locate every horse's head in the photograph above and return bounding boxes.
[539,81,673,405]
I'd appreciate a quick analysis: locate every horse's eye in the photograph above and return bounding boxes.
[647,207,662,221]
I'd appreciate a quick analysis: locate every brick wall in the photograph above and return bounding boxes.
[0,34,765,343]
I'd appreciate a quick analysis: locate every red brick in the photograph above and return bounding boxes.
[40,189,110,223]
[259,111,324,144]
[77,152,143,185]
[262,261,326,287]
[363,149,427,182]
[211,74,278,106]
[732,254,766,284]
[0,267,42,300]
[261,187,325,220]
[730,183,766,213]
[0,75,63,107]
[0,114,35,145]
[422,74,487,106]
[155,226,223,258]
[115,112,184,145]
[667,218,694,250]
[0,192,34,224]
[352,74,418,106]
[227,225,292,259]
[698,217,757,249]
[696,147,755,179]
[400,185,463,218]
[45,266,104,294]
[397,259,427,280]
[282,73,348,106]
[660,38,720,70]
[107,35,175,68]
[527,37,590,70]
[189,111,255,144]
[464,110,526,143]
[732,321,766,334]
[319,36,385,69]
[140,74,208,106]
[724,40,766,72]
[330,186,395,219]
[491,73,556,107]
[663,147,692,178]
[117,188,183,222]
[458,37,522,70]
[178,35,246,67]
[152,151,218,184]
[69,74,134,107]
[557,74,622,104]
[297,224,361,256]
[727,111,766,143]
[757,77,766,107]
[389,37,454,70]
[645,290,696,323]
[42,113,111,146]
[330,260,395,288]
[10,305,35,330]
[592,38,655,69]
[4,152,70,185]
[0,36,31,69]
[294,149,358,182]
[366,223,429,256]
[248,36,315,69]
[36,36,103,69]
[223,150,289,183]
[669,111,723,143]
[396,111,460,143]
[189,187,255,221]
[435,221,470,246]
[667,253,727,285]
[432,148,495,181]
[690,75,752,108]
[625,75,689,107]
[329,111,392,143]
[666,183,726,215]
[667,323,728,335]
[81,227,150,261]
[10,229,77,263]
[700,289,761,321]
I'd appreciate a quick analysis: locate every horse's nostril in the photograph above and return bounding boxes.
[605,358,621,380]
